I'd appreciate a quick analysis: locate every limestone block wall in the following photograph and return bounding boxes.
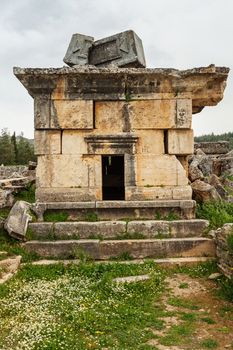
[34,96,193,202]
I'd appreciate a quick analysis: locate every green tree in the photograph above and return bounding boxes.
[0,129,14,165]
[11,131,18,164]
[17,133,36,165]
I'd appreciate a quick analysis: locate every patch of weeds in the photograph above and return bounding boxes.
[201,317,216,324]
[216,326,230,333]
[0,228,40,262]
[225,174,233,182]
[154,212,180,221]
[172,261,218,278]
[125,91,131,102]
[111,251,134,261]
[88,233,104,240]
[159,322,194,347]
[201,338,218,349]
[29,209,37,222]
[219,305,233,317]
[154,212,162,220]
[196,202,233,229]
[15,183,36,203]
[168,296,199,310]
[73,248,93,263]
[85,212,98,222]
[0,208,10,220]
[180,312,197,322]
[227,232,233,253]
[163,212,180,221]
[217,276,233,302]
[179,282,189,289]
[44,210,69,222]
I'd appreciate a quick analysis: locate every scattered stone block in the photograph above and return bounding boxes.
[113,275,150,284]
[208,272,222,280]
[4,201,32,240]
[191,179,221,202]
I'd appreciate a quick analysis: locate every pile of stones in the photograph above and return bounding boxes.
[188,141,233,202]
[215,223,233,279]
[0,162,36,208]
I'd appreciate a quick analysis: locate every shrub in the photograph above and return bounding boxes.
[196,202,233,230]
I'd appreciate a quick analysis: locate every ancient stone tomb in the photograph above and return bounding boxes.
[14,65,229,203]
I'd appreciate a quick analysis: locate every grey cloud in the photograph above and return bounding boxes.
[0,0,232,137]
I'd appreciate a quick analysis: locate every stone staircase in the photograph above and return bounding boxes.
[23,217,215,261]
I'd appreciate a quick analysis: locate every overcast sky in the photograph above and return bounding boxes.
[0,0,232,138]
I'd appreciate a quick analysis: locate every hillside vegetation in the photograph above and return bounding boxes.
[195,132,233,149]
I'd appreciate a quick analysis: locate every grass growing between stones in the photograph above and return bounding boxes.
[0,227,39,263]
[44,210,69,222]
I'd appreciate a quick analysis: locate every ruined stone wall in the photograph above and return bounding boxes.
[215,224,233,279]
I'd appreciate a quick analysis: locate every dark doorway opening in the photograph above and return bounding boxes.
[102,155,125,200]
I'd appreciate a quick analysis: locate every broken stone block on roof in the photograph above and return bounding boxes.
[63,33,94,66]
[63,30,146,68]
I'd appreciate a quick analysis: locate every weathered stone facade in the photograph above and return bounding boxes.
[14,65,229,203]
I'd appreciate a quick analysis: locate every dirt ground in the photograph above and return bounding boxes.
[148,274,233,350]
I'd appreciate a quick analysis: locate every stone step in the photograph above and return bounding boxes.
[28,219,209,240]
[33,200,196,221]
[22,237,216,260]
[29,256,216,267]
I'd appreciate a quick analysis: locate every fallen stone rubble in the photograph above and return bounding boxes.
[189,142,233,202]
[0,162,36,208]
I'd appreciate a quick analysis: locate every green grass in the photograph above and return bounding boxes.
[0,261,166,350]
[0,208,10,220]
[217,276,233,302]
[167,296,200,310]
[44,210,69,222]
[201,317,216,324]
[159,322,195,347]
[14,183,36,203]
[179,282,189,289]
[196,202,233,230]
[154,212,180,221]
[0,228,39,262]
[85,212,99,222]
[201,339,218,349]
[0,260,228,349]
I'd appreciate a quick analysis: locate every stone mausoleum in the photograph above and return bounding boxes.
[14,31,229,218]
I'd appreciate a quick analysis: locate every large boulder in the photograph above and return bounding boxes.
[208,174,228,199]
[191,179,221,202]
[4,201,32,240]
